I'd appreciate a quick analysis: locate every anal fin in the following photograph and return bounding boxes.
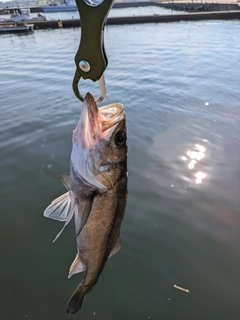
[68,254,86,278]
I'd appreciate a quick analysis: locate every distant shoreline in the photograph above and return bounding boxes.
[1,0,239,17]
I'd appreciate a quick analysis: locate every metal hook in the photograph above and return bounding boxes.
[72,69,106,104]
[97,74,106,104]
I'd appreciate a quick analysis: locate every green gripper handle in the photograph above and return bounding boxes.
[74,0,114,81]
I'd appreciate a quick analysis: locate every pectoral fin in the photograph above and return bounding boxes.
[43,191,74,221]
[75,194,94,238]
[109,235,121,258]
[43,191,76,242]
[68,254,86,278]
[52,204,76,243]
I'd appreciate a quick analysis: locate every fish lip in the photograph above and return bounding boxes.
[99,103,125,133]
[81,92,125,147]
[85,92,99,128]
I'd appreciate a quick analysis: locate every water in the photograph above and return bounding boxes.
[1,9,240,320]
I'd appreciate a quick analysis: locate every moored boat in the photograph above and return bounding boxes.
[42,0,77,12]
[9,8,46,22]
[0,8,10,15]
[0,22,34,34]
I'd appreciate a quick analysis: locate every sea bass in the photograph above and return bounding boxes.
[43,92,128,314]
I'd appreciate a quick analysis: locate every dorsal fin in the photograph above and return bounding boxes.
[109,235,121,258]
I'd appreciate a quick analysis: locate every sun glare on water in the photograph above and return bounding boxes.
[181,143,207,184]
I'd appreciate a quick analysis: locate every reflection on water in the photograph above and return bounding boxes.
[182,143,207,184]
[195,171,207,184]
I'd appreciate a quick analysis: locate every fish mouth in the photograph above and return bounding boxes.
[75,92,125,148]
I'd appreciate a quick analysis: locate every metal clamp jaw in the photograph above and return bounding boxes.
[73,0,114,103]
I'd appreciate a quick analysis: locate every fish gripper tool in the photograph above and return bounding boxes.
[73,0,114,104]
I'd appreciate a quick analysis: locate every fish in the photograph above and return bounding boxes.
[43,92,128,314]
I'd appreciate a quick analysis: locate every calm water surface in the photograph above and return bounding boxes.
[0,11,240,320]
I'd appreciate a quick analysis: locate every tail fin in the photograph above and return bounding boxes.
[65,285,86,314]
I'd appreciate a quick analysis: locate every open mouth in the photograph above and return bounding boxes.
[76,92,125,148]
[100,103,125,134]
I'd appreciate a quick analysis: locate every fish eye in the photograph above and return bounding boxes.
[115,131,126,146]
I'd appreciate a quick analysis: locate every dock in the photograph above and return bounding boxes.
[13,10,240,30]
[1,1,239,14]
[1,1,239,33]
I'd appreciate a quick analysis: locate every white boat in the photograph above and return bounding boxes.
[9,9,46,22]
[0,8,10,15]
[42,0,78,13]
[0,23,34,34]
